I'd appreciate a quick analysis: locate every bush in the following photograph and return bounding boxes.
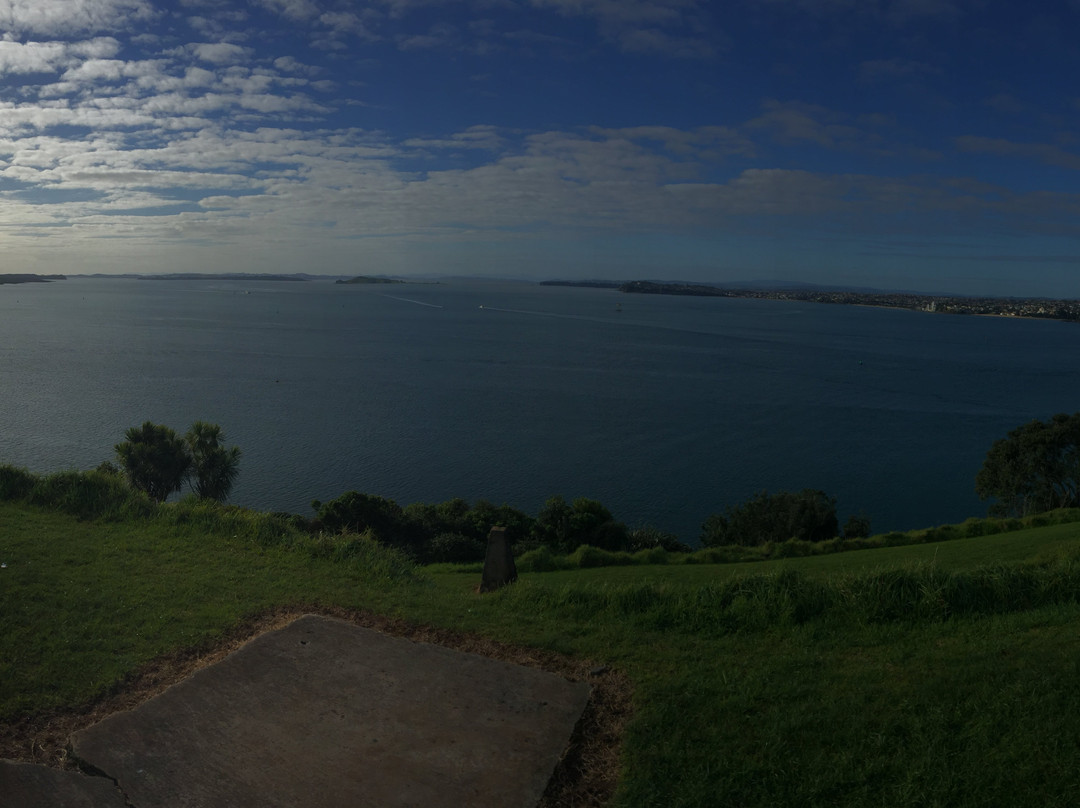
[629,525,690,553]
[516,545,567,573]
[701,489,839,547]
[632,546,670,565]
[534,495,629,553]
[921,524,961,543]
[316,491,409,540]
[0,465,35,501]
[960,517,998,538]
[568,544,633,568]
[423,532,485,564]
[842,513,872,539]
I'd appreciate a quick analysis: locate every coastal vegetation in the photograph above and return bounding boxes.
[75,412,1080,564]
[700,489,839,547]
[976,411,1080,517]
[112,421,241,504]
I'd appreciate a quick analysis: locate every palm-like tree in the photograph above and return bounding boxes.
[115,422,191,502]
[185,421,242,502]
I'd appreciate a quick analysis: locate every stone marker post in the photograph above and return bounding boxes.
[479,526,517,593]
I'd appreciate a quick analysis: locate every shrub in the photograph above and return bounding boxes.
[701,489,839,547]
[568,544,632,568]
[534,495,628,553]
[842,513,872,539]
[316,491,409,541]
[921,524,960,543]
[960,517,997,538]
[0,465,35,501]
[629,525,690,553]
[516,545,566,573]
[423,532,485,564]
[632,546,670,565]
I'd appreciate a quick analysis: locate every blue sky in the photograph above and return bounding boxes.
[1,0,1078,294]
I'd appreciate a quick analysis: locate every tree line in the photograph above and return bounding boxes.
[97,411,1080,564]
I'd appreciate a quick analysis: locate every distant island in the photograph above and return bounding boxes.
[539,280,622,289]
[613,281,1080,324]
[335,276,406,285]
[0,274,66,284]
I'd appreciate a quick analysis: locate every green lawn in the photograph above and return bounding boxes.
[3,501,1080,807]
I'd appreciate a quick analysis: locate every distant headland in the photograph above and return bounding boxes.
[0,274,66,284]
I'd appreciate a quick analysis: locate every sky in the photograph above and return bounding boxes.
[1,1,1079,295]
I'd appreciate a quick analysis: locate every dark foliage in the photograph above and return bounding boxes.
[976,412,1080,517]
[534,495,630,553]
[115,421,191,502]
[628,525,692,553]
[842,513,872,539]
[701,489,839,547]
[185,422,241,502]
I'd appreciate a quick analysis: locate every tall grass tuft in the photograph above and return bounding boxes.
[160,496,297,546]
[501,553,1080,637]
[26,469,155,521]
[306,528,418,581]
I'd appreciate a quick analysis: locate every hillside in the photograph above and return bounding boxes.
[2,498,1080,806]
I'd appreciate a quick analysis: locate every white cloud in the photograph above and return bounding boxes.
[0,0,156,35]
[273,55,319,75]
[253,0,322,21]
[61,58,127,82]
[0,41,70,74]
[190,42,253,65]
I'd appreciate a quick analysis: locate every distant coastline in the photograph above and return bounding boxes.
[141,273,309,282]
[613,280,1080,324]
[0,274,66,284]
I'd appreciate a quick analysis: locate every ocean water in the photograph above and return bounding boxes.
[3,277,1079,542]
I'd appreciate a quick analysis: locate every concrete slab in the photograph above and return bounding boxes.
[0,760,128,808]
[71,614,591,808]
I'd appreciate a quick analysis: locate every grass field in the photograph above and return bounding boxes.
[3,499,1080,806]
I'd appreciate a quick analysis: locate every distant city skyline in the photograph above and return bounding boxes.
[1,1,1078,296]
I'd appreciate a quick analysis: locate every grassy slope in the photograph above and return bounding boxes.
[493,521,1080,589]
[3,502,1080,807]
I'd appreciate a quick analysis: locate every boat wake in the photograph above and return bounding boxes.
[381,294,443,309]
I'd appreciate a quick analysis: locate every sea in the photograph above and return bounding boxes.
[3,277,1079,543]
